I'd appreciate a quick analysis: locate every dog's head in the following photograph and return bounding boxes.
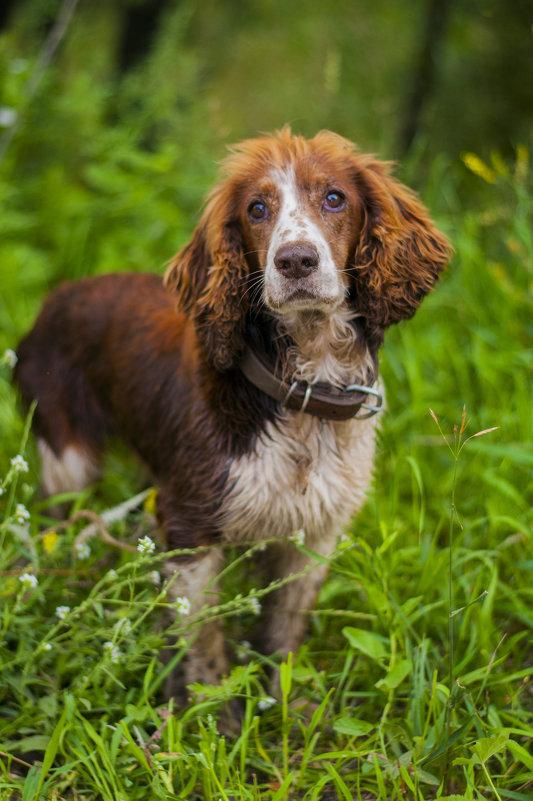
[166,128,452,370]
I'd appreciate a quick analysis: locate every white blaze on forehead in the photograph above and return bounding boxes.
[264,165,344,309]
[268,165,331,255]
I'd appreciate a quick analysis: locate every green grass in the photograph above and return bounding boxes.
[1,133,532,800]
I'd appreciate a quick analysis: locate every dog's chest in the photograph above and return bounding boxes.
[222,413,378,543]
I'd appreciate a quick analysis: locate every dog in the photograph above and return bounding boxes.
[15,128,451,699]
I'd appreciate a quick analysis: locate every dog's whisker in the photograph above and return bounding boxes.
[242,276,265,299]
[244,248,268,257]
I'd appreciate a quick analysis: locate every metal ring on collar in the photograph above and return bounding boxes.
[300,383,313,413]
[283,380,300,405]
[344,383,384,419]
[283,380,314,413]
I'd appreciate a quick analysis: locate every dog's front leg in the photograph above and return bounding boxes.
[260,535,337,658]
[164,549,228,703]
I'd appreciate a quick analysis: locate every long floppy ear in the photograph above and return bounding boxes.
[165,198,249,371]
[165,225,210,315]
[351,158,452,336]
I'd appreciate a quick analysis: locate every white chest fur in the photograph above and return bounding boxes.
[222,410,379,548]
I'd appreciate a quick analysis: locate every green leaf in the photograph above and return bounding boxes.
[422,717,475,765]
[507,739,533,771]
[375,659,412,690]
[471,731,511,763]
[3,735,50,753]
[413,766,440,786]
[21,765,41,801]
[120,721,152,772]
[400,764,415,793]
[342,626,388,660]
[280,651,293,698]
[33,707,68,800]
[333,716,374,737]
[271,773,293,801]
[308,688,334,736]
[325,762,353,801]
[125,703,149,722]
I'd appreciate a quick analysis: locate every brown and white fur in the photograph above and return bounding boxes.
[15,129,451,699]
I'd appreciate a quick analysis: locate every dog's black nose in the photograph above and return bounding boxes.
[274,244,319,279]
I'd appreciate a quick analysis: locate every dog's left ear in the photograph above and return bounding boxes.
[351,158,452,332]
[165,189,249,371]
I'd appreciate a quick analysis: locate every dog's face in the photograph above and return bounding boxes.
[238,161,363,314]
[166,129,452,369]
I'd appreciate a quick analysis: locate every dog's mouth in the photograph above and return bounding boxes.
[266,286,342,314]
[285,287,317,303]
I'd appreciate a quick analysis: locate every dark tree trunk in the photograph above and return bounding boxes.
[399,0,453,156]
[0,0,16,31]
[118,0,169,73]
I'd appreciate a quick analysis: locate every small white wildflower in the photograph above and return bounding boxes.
[289,528,306,546]
[257,696,276,711]
[19,572,38,589]
[137,535,156,555]
[175,596,191,615]
[103,641,121,664]
[75,542,91,560]
[148,570,161,584]
[14,504,30,524]
[11,455,29,473]
[2,348,18,368]
[0,487,4,497]
[236,640,252,662]
[114,618,132,635]
[107,569,117,580]
[249,597,261,616]
[43,642,52,651]
[55,605,70,620]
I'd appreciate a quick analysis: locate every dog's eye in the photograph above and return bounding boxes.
[323,191,346,212]
[247,200,269,221]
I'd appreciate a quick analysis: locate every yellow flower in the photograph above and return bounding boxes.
[461,152,496,184]
[144,488,158,516]
[43,531,59,554]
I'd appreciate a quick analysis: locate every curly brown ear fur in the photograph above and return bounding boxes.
[165,193,249,371]
[352,158,452,335]
[165,226,210,314]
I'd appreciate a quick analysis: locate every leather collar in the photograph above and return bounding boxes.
[239,346,383,421]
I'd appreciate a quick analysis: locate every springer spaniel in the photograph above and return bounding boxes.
[15,129,451,699]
